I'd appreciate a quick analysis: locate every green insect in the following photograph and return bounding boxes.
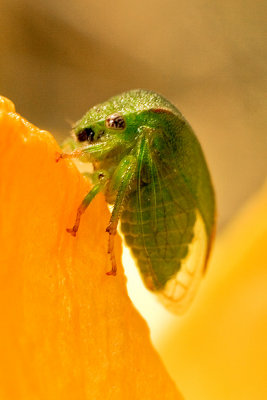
[58,89,216,313]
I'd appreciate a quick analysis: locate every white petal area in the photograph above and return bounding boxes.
[157,210,208,314]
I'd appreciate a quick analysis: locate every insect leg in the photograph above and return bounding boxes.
[105,155,137,275]
[56,148,84,162]
[56,140,121,162]
[67,176,107,236]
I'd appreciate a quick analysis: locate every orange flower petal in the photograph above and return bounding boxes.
[0,96,182,399]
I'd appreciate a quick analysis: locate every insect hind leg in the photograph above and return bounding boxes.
[104,154,137,275]
[106,223,117,276]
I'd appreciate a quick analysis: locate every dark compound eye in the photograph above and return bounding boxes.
[105,113,126,130]
[77,128,95,142]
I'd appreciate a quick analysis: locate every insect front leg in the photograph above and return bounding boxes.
[56,148,85,162]
[105,155,137,276]
[56,141,119,162]
[67,173,108,236]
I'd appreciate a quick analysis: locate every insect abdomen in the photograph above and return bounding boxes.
[120,165,209,313]
[120,170,195,281]
[121,203,208,313]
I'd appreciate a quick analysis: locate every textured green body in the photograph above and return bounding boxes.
[119,105,215,290]
[72,90,216,293]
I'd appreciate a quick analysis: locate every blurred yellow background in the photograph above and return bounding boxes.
[1,1,266,399]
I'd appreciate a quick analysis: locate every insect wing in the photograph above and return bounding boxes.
[135,132,209,313]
